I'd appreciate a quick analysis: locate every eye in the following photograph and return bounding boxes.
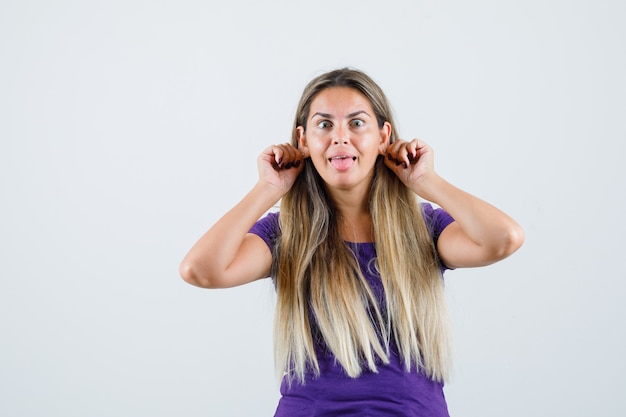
[350,119,364,128]
[317,120,332,129]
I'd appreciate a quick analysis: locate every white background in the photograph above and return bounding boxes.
[1,0,625,416]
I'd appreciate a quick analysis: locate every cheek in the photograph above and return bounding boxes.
[306,136,328,155]
[306,144,329,170]
[309,153,328,171]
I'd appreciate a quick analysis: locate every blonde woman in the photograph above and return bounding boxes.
[180,68,524,416]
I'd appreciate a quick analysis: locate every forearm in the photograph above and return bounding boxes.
[179,182,282,287]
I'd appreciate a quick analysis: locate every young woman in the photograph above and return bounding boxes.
[180,68,524,416]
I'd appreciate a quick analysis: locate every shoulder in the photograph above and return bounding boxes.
[248,211,281,251]
[420,203,454,244]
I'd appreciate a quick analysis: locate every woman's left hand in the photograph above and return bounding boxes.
[382,138,436,193]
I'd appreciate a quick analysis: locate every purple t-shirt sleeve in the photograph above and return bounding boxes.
[421,203,455,270]
[248,211,280,253]
[421,202,455,246]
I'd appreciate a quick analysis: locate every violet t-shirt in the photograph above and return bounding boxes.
[249,203,454,417]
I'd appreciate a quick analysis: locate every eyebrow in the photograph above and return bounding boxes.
[310,110,371,120]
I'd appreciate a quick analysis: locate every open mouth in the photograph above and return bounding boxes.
[328,156,357,162]
[328,155,356,171]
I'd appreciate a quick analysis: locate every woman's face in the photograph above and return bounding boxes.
[297,87,391,195]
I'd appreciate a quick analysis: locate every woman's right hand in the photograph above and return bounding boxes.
[258,143,308,195]
[180,143,308,289]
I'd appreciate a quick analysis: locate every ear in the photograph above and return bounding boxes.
[378,121,392,154]
[297,126,310,158]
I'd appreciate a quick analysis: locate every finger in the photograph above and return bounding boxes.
[269,145,285,167]
[385,139,404,163]
[388,139,405,153]
[382,151,398,171]
[282,143,299,169]
[277,143,306,169]
[286,144,308,172]
[414,139,431,161]
[383,152,406,176]
[416,138,429,151]
[388,140,410,168]
[387,140,405,158]
[270,143,294,167]
[407,139,419,163]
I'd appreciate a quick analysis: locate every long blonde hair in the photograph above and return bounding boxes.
[273,68,452,385]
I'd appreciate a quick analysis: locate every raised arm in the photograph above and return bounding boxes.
[179,144,306,288]
[384,139,524,269]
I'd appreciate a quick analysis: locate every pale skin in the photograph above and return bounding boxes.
[180,87,524,288]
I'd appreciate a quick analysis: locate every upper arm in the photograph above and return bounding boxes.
[180,233,273,289]
[436,221,500,270]
[219,233,273,288]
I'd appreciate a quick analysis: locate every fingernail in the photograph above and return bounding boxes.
[294,160,301,168]
[284,162,292,169]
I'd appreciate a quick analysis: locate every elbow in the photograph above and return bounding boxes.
[179,261,201,287]
[496,223,525,259]
[179,260,216,289]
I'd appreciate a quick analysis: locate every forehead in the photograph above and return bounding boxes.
[309,87,373,117]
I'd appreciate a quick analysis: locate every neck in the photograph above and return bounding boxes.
[326,185,373,243]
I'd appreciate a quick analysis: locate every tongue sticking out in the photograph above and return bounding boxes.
[330,156,355,171]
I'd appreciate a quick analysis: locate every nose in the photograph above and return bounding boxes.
[332,125,349,145]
